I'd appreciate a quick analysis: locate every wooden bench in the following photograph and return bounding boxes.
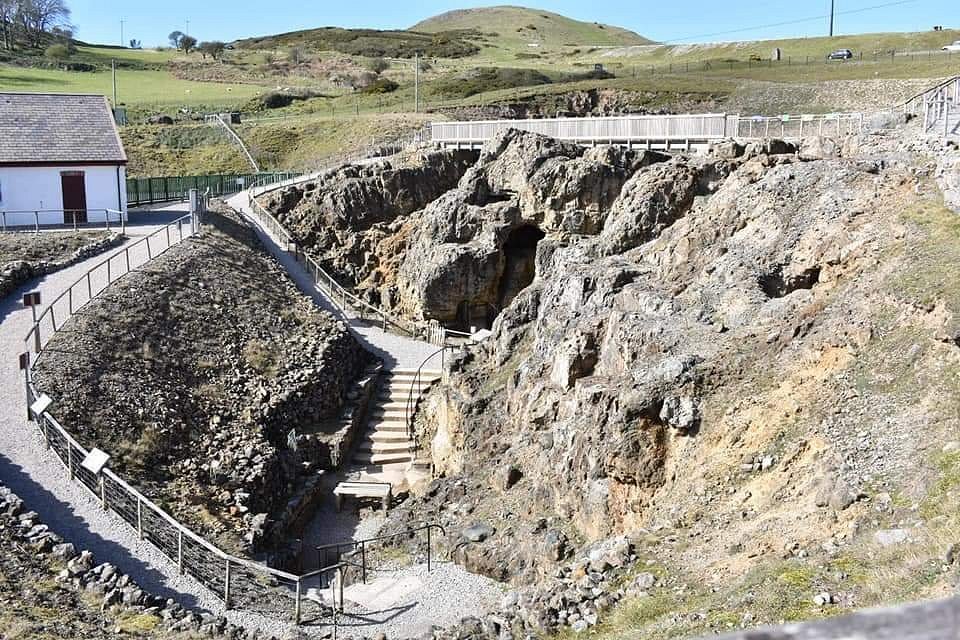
[333,481,392,512]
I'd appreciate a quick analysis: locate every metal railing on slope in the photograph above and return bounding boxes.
[18,213,345,626]
[404,346,457,455]
[903,76,960,135]
[731,112,864,139]
[206,114,261,173]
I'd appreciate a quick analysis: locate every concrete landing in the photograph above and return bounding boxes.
[342,574,424,609]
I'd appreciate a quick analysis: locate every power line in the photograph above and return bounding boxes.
[660,0,919,43]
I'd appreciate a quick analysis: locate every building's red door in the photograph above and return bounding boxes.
[61,172,87,224]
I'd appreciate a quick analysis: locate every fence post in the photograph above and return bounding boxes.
[136,498,143,539]
[125,247,131,273]
[43,417,50,449]
[295,578,302,624]
[427,526,432,572]
[86,272,93,301]
[361,541,367,583]
[224,559,232,609]
[177,530,184,574]
[106,258,111,283]
[100,475,107,509]
[67,445,74,480]
[34,211,39,234]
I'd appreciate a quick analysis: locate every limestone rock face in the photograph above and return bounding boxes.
[384,128,948,586]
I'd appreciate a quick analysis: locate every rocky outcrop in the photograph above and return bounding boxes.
[377,124,960,604]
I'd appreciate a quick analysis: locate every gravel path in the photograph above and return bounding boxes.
[226,192,439,370]
[0,206,298,638]
[0,199,497,639]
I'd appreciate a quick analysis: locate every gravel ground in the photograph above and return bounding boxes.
[332,562,504,639]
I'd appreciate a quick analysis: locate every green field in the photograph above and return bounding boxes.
[0,66,262,109]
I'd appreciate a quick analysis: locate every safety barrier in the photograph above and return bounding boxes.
[1,208,125,233]
[20,212,340,626]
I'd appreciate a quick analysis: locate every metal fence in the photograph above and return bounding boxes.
[431,112,864,148]
[246,195,469,345]
[1,208,125,233]
[431,113,732,147]
[127,172,301,208]
[20,212,340,626]
[731,112,864,138]
[904,75,960,136]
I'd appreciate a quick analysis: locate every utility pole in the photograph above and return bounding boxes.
[120,19,124,47]
[186,19,190,37]
[829,0,835,37]
[112,59,118,106]
[414,52,420,113]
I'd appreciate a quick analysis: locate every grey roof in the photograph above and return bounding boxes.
[0,92,127,165]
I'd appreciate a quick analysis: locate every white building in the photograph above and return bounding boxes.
[0,92,128,227]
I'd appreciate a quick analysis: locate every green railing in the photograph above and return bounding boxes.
[127,172,302,207]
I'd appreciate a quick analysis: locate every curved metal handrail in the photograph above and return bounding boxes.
[404,347,455,452]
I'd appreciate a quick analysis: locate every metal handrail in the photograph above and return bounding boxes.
[1,208,125,234]
[404,347,454,453]
[903,75,960,114]
[18,212,333,625]
[315,523,447,584]
[245,195,435,340]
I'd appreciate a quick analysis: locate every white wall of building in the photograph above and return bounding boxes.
[0,164,127,227]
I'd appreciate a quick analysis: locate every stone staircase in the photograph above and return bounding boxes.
[352,369,442,468]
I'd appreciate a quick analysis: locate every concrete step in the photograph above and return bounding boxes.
[369,411,406,423]
[368,423,409,434]
[357,440,414,455]
[383,370,441,379]
[368,431,412,443]
[353,451,414,466]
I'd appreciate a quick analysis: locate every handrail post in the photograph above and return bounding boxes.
[427,525,432,572]
[361,540,367,583]
[100,474,107,510]
[136,497,143,539]
[67,445,74,480]
[295,578,302,624]
[34,211,39,234]
[224,559,232,609]
[125,247,131,274]
[177,530,184,574]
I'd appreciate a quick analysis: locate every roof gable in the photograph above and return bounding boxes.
[0,92,127,165]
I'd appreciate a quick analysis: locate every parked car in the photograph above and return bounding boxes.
[943,41,960,52]
[827,49,854,60]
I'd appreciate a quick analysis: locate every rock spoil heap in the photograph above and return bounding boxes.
[32,208,370,555]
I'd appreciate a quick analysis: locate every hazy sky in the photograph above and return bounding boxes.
[72,0,957,47]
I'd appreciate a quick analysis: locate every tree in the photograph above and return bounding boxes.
[0,0,16,50]
[129,38,141,49]
[198,40,224,60]
[179,34,196,54]
[366,57,389,74]
[168,30,183,48]
[23,0,71,47]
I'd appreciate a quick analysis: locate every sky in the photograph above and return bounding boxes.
[70,0,959,48]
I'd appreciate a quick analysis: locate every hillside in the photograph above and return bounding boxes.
[233,26,480,58]
[413,6,652,49]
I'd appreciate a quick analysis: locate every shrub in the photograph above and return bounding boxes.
[362,78,399,94]
[44,44,70,61]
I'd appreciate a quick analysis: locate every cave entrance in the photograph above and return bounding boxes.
[496,224,545,309]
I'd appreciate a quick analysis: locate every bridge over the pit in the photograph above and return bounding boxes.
[429,112,864,153]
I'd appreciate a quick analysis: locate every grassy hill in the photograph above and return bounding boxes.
[413,6,652,49]
[234,27,480,59]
